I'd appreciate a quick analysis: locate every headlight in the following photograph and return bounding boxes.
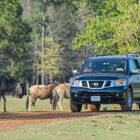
[114,79,126,86]
[70,80,82,87]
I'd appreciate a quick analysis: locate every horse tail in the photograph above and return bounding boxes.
[26,95,29,111]
[53,89,59,110]
[64,83,70,99]
[26,88,30,111]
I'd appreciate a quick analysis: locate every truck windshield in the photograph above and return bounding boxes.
[80,59,127,74]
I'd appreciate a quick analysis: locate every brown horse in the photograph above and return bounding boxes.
[26,83,56,111]
[0,73,24,112]
[53,83,70,111]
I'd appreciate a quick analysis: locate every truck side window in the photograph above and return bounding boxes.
[137,58,140,68]
[133,59,140,69]
[129,60,135,71]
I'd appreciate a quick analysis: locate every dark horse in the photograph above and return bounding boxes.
[0,73,25,112]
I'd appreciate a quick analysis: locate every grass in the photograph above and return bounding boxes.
[0,112,140,140]
[0,96,140,140]
[0,95,71,112]
[0,95,138,112]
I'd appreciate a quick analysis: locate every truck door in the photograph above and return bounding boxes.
[137,58,140,98]
[132,59,140,98]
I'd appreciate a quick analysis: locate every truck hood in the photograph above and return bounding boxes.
[74,73,127,81]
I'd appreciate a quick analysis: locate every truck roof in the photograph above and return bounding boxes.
[87,54,139,61]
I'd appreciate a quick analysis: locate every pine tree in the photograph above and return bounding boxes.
[0,0,31,79]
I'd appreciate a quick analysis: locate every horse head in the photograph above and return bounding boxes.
[13,81,25,98]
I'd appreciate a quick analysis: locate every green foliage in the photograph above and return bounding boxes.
[38,38,63,79]
[52,4,79,77]
[26,1,79,82]
[113,0,140,54]
[0,0,31,79]
[73,0,140,55]
[7,0,139,82]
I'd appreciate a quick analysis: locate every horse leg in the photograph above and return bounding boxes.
[58,97,63,111]
[29,98,32,112]
[53,95,59,110]
[2,94,7,112]
[32,98,37,111]
[0,94,2,112]
[50,98,53,110]
[29,96,36,112]
[84,104,88,110]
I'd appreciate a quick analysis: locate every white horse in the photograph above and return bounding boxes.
[26,83,56,111]
[53,83,70,111]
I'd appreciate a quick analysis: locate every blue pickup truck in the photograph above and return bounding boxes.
[70,54,140,112]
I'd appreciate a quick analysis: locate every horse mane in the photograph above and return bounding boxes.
[64,83,70,97]
[64,83,70,88]
[0,73,14,81]
[0,73,19,92]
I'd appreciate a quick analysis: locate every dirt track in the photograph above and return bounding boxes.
[0,110,129,131]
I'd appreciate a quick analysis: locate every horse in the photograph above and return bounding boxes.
[26,83,56,111]
[53,83,70,111]
[0,73,25,112]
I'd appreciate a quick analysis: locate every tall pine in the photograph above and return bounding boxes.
[0,0,31,79]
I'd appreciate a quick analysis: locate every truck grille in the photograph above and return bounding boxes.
[82,81,88,87]
[105,81,111,87]
[89,81,104,88]
[81,80,111,89]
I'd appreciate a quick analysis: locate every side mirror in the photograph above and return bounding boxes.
[130,69,140,74]
[72,69,79,76]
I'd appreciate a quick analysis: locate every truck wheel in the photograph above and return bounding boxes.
[70,103,82,112]
[121,88,133,111]
[136,104,140,110]
[89,104,100,111]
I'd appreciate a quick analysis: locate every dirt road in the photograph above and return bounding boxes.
[0,110,127,131]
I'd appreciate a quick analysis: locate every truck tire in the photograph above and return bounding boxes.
[89,104,100,111]
[121,88,133,111]
[70,103,82,112]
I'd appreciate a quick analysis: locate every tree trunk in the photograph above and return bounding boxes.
[32,75,35,85]
[36,74,39,85]
[41,11,45,84]
[27,0,30,18]
[45,76,48,85]
[49,73,53,83]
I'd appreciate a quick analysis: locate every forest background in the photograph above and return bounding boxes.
[0,0,139,85]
